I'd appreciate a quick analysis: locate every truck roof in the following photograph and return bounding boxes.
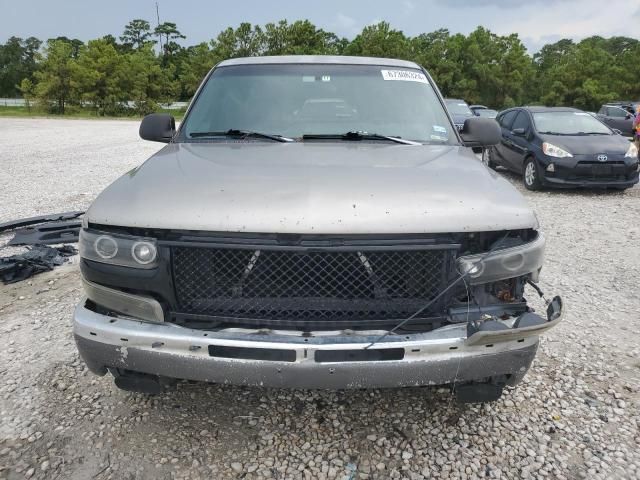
[217,55,422,69]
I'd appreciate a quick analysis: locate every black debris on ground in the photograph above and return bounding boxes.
[7,219,81,246]
[0,244,77,284]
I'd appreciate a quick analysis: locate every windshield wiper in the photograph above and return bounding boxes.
[539,131,608,136]
[189,129,294,142]
[302,131,422,145]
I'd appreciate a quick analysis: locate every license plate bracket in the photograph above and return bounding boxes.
[591,164,612,176]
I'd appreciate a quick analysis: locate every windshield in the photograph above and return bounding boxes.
[181,64,456,144]
[445,100,473,116]
[476,109,497,118]
[533,111,612,135]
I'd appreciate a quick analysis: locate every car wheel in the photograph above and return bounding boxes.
[482,147,496,169]
[523,157,543,191]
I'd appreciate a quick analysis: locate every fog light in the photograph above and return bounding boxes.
[131,241,157,265]
[546,163,555,172]
[94,235,118,259]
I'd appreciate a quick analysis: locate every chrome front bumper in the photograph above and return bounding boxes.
[73,296,563,389]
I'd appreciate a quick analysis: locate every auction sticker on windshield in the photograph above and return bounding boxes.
[381,70,429,84]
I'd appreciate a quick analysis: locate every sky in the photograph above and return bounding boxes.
[1,0,638,53]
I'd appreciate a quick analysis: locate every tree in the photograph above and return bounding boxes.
[212,23,265,58]
[125,44,179,114]
[345,22,411,59]
[411,29,466,97]
[34,40,76,113]
[0,36,41,97]
[154,22,186,56]
[263,20,345,55]
[49,36,83,58]
[72,39,129,115]
[10,18,640,115]
[120,19,155,50]
[179,43,218,98]
[18,78,35,112]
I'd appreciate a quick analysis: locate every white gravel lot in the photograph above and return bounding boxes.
[0,118,639,480]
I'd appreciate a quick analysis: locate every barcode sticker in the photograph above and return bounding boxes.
[381,70,429,84]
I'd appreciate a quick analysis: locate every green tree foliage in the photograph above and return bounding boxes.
[17,78,35,111]
[212,23,265,58]
[72,39,129,115]
[534,36,640,110]
[120,19,155,50]
[4,18,640,114]
[49,36,83,58]
[178,42,217,98]
[33,39,75,113]
[262,20,346,55]
[154,22,186,57]
[345,22,411,59]
[126,44,179,114]
[0,36,41,96]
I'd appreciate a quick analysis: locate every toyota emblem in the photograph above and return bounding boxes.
[597,154,608,162]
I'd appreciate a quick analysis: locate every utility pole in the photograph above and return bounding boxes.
[155,2,162,53]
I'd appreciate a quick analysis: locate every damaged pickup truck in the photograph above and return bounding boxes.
[73,56,562,402]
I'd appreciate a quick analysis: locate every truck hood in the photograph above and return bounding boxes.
[87,142,537,234]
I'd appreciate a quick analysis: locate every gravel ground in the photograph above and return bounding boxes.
[1,118,639,480]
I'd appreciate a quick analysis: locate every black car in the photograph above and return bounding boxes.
[470,105,498,119]
[596,103,637,137]
[484,106,639,191]
[444,98,474,131]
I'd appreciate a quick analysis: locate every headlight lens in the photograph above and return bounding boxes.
[457,233,545,285]
[542,142,572,158]
[625,142,638,158]
[94,235,118,259]
[131,241,157,265]
[80,229,158,269]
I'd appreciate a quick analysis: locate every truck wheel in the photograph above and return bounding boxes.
[523,157,543,191]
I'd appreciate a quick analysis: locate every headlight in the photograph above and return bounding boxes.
[131,241,157,265]
[625,142,638,158]
[542,142,572,158]
[79,229,158,269]
[457,233,545,285]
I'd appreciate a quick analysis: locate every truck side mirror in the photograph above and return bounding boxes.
[460,117,501,147]
[139,113,176,143]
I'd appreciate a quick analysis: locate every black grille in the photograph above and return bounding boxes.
[171,245,454,328]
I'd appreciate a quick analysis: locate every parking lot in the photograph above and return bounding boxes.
[1,118,639,480]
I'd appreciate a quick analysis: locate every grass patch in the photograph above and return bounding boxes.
[0,105,185,121]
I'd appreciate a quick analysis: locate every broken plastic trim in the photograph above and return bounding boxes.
[7,219,81,246]
[0,211,83,233]
[465,295,563,346]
